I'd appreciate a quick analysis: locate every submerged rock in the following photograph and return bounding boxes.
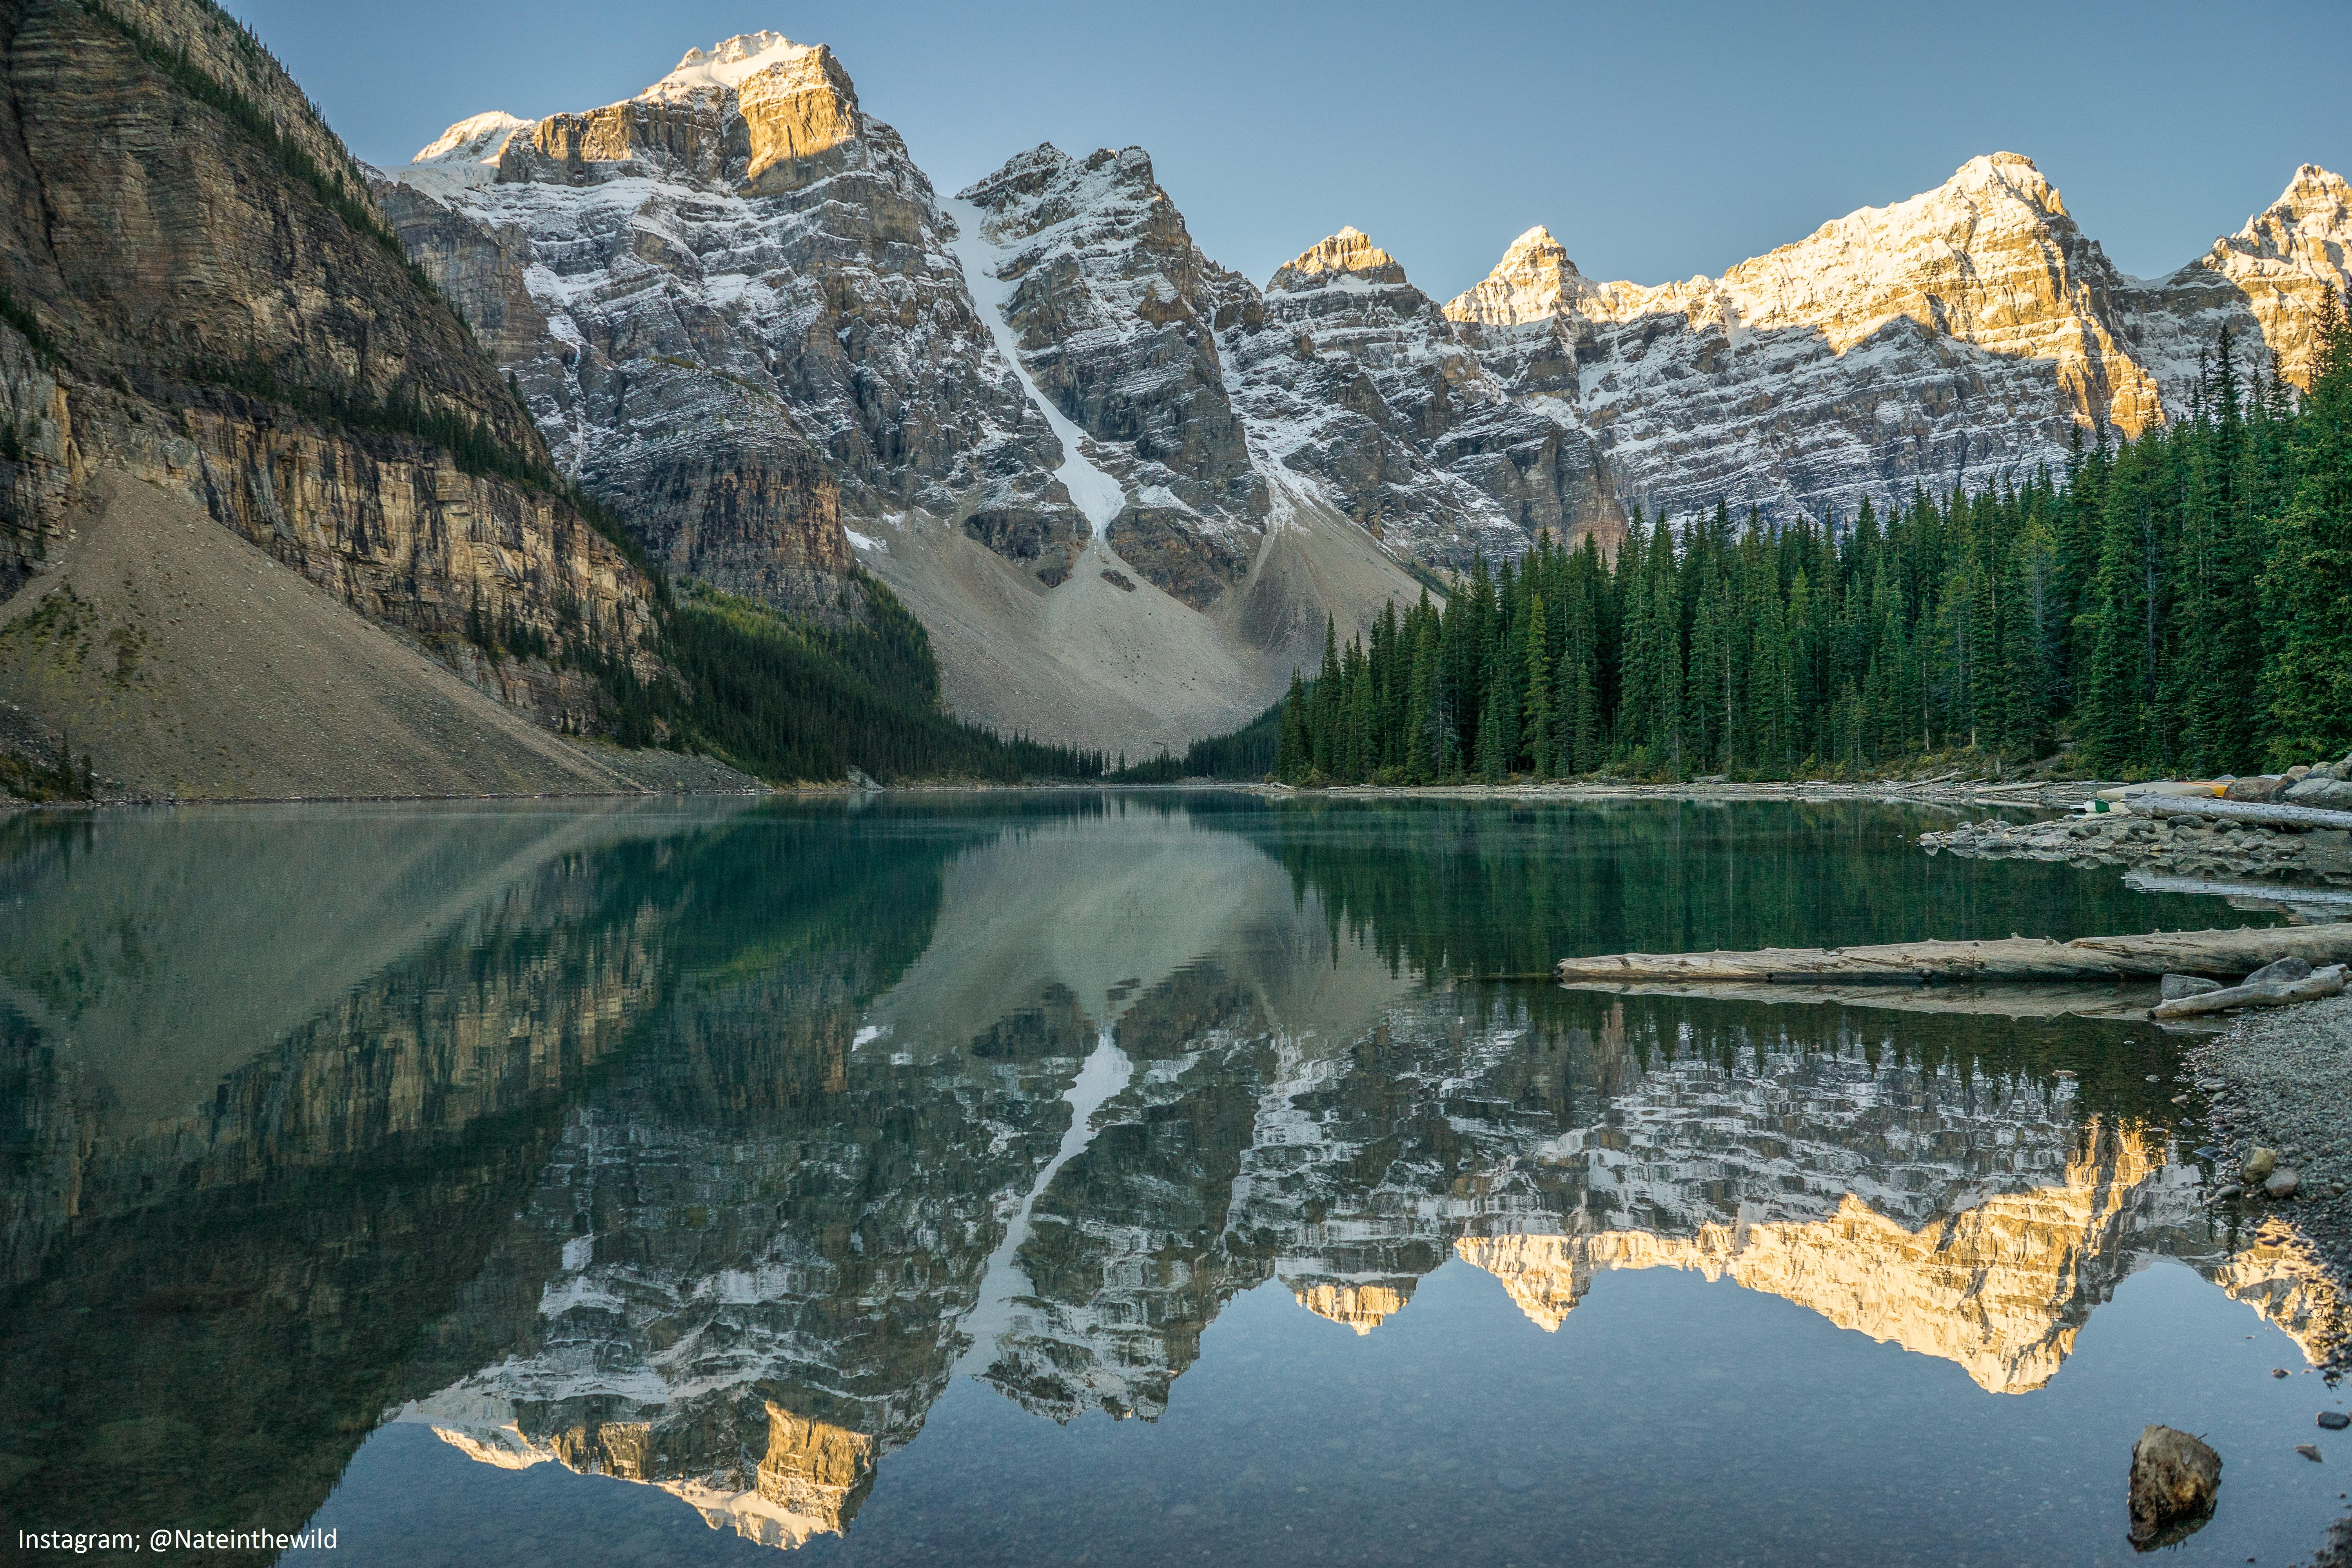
[2318,1412,2350,1430]
[2127,1425,2221,1548]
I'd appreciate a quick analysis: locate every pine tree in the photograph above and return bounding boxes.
[1521,592,1552,776]
[2259,292,2352,764]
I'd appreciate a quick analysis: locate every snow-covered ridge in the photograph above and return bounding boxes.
[412,109,531,166]
[638,31,815,101]
[1270,225,1406,289]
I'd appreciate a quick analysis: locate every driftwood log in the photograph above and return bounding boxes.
[2141,796,2352,831]
[1555,979,2158,1022]
[1554,926,2352,984]
[2147,965,2347,1019]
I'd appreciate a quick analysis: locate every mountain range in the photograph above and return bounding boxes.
[0,7,2346,778]
[376,29,2352,752]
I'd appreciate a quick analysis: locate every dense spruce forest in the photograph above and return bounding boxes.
[1271,306,2352,785]
[477,572,1105,786]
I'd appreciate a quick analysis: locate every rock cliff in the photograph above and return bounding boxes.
[380,31,1087,605]
[1446,153,2351,530]
[0,0,662,738]
[387,33,2350,752]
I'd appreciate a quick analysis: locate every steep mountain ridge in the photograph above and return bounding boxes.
[1447,152,2350,528]
[390,31,2350,753]
[387,41,1430,754]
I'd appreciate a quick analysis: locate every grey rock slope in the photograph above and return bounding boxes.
[386,34,2352,752]
[383,38,1428,755]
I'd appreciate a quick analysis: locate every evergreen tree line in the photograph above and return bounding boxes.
[647,584,1107,784]
[1272,307,2352,785]
[1110,702,1282,782]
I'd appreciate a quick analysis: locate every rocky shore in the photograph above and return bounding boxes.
[2194,994,2352,1567]
[1922,809,2352,885]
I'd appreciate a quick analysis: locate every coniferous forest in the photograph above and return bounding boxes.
[1271,307,2352,785]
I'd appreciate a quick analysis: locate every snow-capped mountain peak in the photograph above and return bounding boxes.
[639,31,815,100]
[1270,227,1408,290]
[412,110,532,166]
[1445,224,1592,326]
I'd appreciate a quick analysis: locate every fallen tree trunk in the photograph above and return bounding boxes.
[2149,965,2347,1019]
[2141,796,2352,831]
[1557,979,2158,1022]
[1554,926,2352,984]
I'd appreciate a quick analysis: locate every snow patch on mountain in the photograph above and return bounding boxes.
[944,198,1127,533]
[414,109,532,165]
[639,31,816,102]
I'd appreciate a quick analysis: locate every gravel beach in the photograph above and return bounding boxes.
[2191,993,2352,1566]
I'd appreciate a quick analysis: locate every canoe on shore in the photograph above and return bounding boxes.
[1554,926,2352,984]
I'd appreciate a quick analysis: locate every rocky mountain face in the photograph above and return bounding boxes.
[381,32,1087,611]
[955,144,1267,608]
[0,0,662,734]
[390,33,2348,750]
[386,38,1432,753]
[1445,153,2351,529]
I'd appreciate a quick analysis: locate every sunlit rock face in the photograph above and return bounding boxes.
[380,34,1085,607]
[1291,1282,1413,1335]
[1447,154,2350,530]
[2123,165,2352,406]
[1460,1120,2185,1393]
[1448,155,2161,529]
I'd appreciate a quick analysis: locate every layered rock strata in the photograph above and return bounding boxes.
[1446,154,2352,530]
[380,31,1086,604]
[954,145,1267,608]
[1239,224,1630,565]
[0,0,660,731]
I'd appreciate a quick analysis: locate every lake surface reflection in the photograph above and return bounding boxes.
[3,795,2344,1566]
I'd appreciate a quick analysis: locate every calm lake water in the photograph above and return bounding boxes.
[4,794,2345,1566]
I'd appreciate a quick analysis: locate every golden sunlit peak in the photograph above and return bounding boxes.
[1291,1281,1411,1335]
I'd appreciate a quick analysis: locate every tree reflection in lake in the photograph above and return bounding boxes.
[0,795,2337,1567]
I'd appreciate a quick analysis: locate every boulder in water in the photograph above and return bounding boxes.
[2242,1147,2278,1182]
[2127,1425,2221,1548]
[2243,956,2314,985]
[2161,974,2222,1000]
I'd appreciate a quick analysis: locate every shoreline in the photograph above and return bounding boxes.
[4,774,2108,814]
[2192,996,2352,1568]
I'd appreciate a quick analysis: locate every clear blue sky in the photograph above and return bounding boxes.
[227,0,2350,303]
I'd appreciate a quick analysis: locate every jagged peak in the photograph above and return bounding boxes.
[2273,163,2351,214]
[1291,1281,1411,1335]
[640,32,824,101]
[412,110,531,166]
[1270,227,1407,290]
[1939,151,2063,213]
[1441,225,1590,326]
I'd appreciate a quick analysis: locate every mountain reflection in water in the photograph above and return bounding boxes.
[0,795,2337,1565]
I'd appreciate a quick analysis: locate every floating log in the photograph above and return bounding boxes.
[1554,926,2352,984]
[2142,795,2352,831]
[1557,979,2160,1022]
[2121,870,2352,907]
[2148,965,2347,1020]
